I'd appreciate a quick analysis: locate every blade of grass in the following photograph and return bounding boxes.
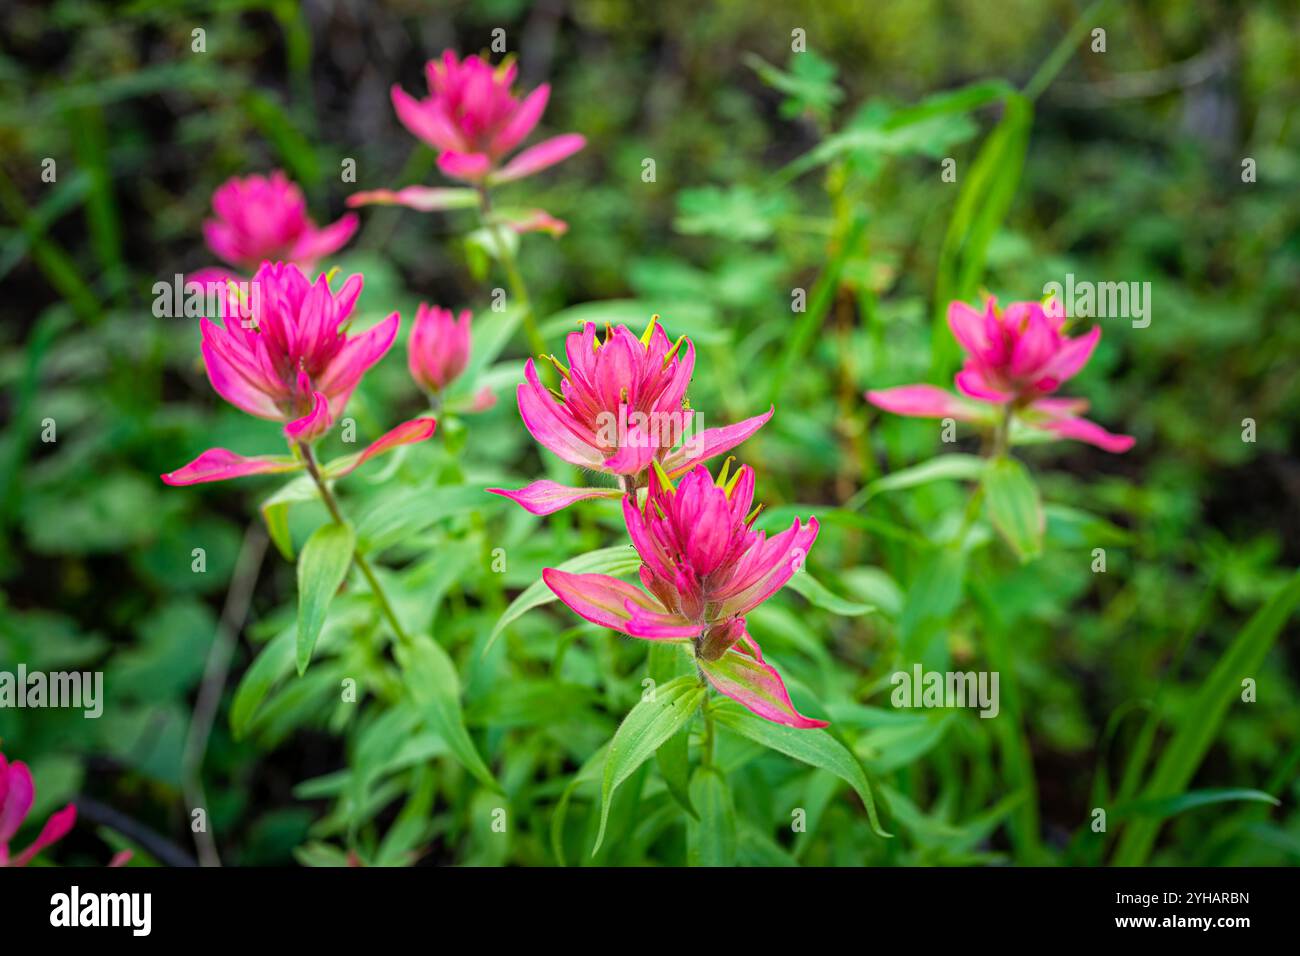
[1112,570,1300,866]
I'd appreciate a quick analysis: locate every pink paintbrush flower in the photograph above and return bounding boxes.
[409,304,471,394]
[162,262,436,486]
[390,51,585,185]
[543,461,826,729]
[0,752,76,867]
[866,296,1135,452]
[488,317,773,515]
[203,171,358,274]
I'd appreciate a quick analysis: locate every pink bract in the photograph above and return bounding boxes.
[391,51,585,185]
[488,317,773,515]
[0,752,76,867]
[203,171,358,274]
[161,262,437,486]
[866,296,1135,453]
[543,462,826,729]
[409,304,472,394]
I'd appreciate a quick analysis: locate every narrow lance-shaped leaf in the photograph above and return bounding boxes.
[649,643,697,817]
[296,521,354,675]
[982,454,1043,561]
[713,700,890,838]
[397,633,500,792]
[686,767,737,867]
[593,675,706,855]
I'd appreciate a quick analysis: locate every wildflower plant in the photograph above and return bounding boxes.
[11,4,1286,878]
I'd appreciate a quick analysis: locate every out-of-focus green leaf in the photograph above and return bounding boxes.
[983,455,1043,561]
[396,633,500,792]
[295,521,354,675]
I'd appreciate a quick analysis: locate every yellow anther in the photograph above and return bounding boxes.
[745,503,764,526]
[324,265,341,284]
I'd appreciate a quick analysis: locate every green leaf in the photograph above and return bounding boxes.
[487,545,641,652]
[396,634,500,792]
[1113,571,1300,865]
[593,675,706,855]
[295,522,354,675]
[982,455,1043,561]
[260,474,319,560]
[785,571,875,616]
[855,453,986,503]
[686,767,737,866]
[649,644,696,817]
[1111,788,1280,821]
[230,628,295,739]
[713,700,890,838]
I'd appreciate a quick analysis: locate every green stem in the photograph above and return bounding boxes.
[700,695,715,768]
[990,404,1013,458]
[477,187,549,361]
[299,443,412,647]
[1023,0,1114,102]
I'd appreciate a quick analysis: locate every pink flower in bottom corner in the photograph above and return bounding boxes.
[0,752,76,867]
[866,296,1135,453]
[161,261,436,486]
[488,317,773,516]
[203,171,358,275]
[543,461,825,729]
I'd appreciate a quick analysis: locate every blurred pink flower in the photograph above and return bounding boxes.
[203,171,358,274]
[409,304,471,394]
[489,317,773,514]
[867,297,1134,453]
[0,752,76,867]
[162,262,437,485]
[543,462,825,728]
[390,51,585,184]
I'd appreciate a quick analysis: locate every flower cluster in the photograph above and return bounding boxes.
[392,51,585,186]
[190,171,358,295]
[489,316,772,514]
[493,317,821,728]
[867,296,1134,452]
[545,461,825,728]
[162,260,436,486]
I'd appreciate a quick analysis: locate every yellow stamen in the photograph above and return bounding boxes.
[640,314,660,348]
[324,265,341,285]
[745,503,764,525]
[663,334,687,366]
[723,463,745,499]
[494,54,517,83]
[542,353,570,378]
[651,459,675,494]
[715,456,735,489]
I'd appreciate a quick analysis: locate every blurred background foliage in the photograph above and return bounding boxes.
[1,0,1298,866]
